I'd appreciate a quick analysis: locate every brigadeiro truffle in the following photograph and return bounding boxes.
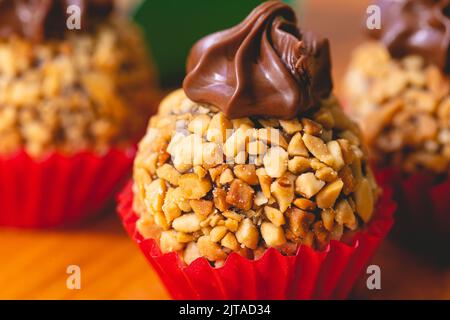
[0,0,157,227]
[344,0,450,251]
[118,1,395,299]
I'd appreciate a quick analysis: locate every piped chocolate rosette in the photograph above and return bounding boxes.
[120,1,395,300]
[344,0,450,253]
[0,0,156,228]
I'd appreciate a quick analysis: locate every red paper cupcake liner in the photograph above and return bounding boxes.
[375,167,450,246]
[117,181,395,300]
[0,148,135,228]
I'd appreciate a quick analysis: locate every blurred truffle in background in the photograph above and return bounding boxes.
[0,0,157,156]
[0,0,158,228]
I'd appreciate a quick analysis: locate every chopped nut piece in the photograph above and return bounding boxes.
[219,168,234,185]
[226,179,255,211]
[232,117,254,129]
[202,213,224,228]
[256,168,272,198]
[255,128,288,149]
[197,235,227,261]
[279,119,302,134]
[179,173,212,199]
[160,230,185,253]
[206,112,232,143]
[351,158,363,180]
[263,146,288,178]
[287,132,309,157]
[330,223,344,241]
[170,134,202,173]
[340,130,360,146]
[157,150,170,167]
[213,188,229,212]
[321,209,336,231]
[134,170,153,204]
[234,164,258,185]
[288,156,311,174]
[177,232,194,243]
[209,226,228,242]
[172,187,191,212]
[162,188,182,223]
[145,179,167,212]
[316,179,344,209]
[172,213,202,233]
[156,164,180,186]
[293,198,317,211]
[224,127,250,158]
[188,114,211,136]
[302,231,315,247]
[295,172,325,198]
[264,206,286,226]
[302,133,334,166]
[202,227,212,236]
[261,222,286,247]
[314,108,335,130]
[326,140,345,171]
[190,199,214,220]
[184,242,201,265]
[193,165,207,178]
[335,199,358,230]
[254,191,269,206]
[337,139,356,165]
[310,158,327,170]
[338,166,356,195]
[285,207,315,239]
[236,218,259,249]
[202,142,224,168]
[247,140,267,155]
[208,164,228,182]
[221,232,240,251]
[224,218,239,232]
[302,119,323,135]
[313,221,330,251]
[234,150,248,164]
[222,210,244,221]
[315,166,338,182]
[136,217,160,239]
[354,178,374,223]
[154,211,170,230]
[270,175,294,212]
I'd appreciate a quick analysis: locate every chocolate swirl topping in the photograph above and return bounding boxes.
[0,0,114,42]
[369,0,450,73]
[183,1,333,119]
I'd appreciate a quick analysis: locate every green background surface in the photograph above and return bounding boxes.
[133,0,295,87]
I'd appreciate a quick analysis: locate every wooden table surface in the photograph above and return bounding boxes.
[1,0,449,300]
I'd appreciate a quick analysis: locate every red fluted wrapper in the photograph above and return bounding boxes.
[0,148,135,228]
[118,182,395,300]
[375,167,450,246]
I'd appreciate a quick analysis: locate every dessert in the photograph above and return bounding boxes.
[0,0,155,157]
[119,1,394,299]
[344,0,449,250]
[0,0,156,227]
